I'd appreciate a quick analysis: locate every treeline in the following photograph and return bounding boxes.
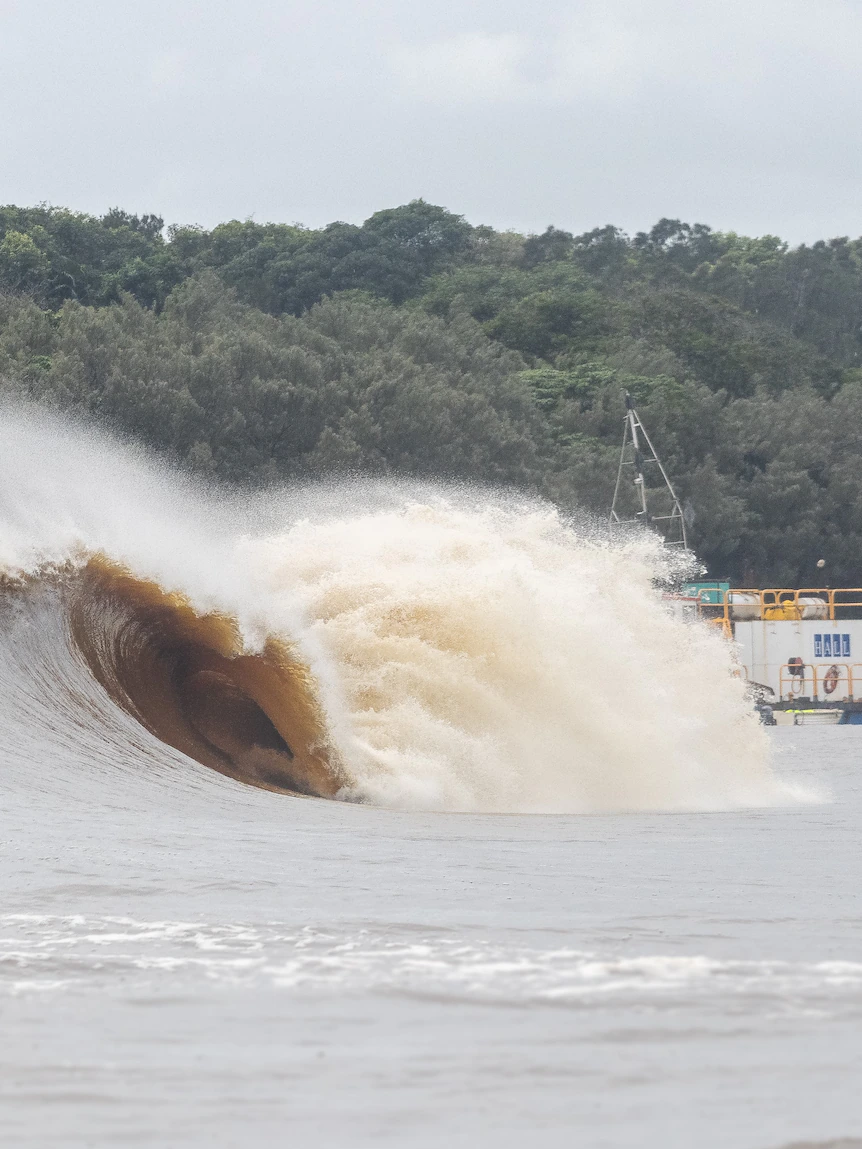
[2,200,862,584]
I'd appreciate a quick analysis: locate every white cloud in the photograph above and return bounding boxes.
[2,0,862,240]
[387,0,862,110]
[388,32,529,104]
[148,50,195,93]
[386,24,641,107]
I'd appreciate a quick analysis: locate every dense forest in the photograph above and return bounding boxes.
[1,199,862,584]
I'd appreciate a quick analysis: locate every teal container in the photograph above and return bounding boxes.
[682,580,730,604]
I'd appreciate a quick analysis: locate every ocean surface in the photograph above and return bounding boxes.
[4,730,862,1149]
[1,408,859,1147]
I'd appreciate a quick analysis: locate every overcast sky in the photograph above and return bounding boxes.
[1,0,861,242]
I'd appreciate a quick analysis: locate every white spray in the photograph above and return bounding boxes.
[0,404,805,814]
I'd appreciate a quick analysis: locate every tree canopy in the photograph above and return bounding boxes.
[2,197,862,584]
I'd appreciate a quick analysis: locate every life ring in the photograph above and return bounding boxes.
[823,665,840,694]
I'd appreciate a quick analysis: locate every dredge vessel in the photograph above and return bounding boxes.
[674,582,862,725]
[610,393,862,725]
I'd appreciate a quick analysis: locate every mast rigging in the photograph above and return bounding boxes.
[609,392,689,551]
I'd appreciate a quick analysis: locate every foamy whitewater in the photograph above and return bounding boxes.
[7,406,859,1149]
[0,405,797,814]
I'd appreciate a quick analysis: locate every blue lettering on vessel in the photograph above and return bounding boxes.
[844,634,852,658]
[815,634,823,657]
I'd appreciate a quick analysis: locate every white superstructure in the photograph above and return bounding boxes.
[734,618,862,701]
[683,585,862,707]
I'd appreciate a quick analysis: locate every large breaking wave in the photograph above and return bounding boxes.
[0,404,801,813]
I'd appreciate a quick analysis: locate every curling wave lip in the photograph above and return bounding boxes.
[68,558,346,798]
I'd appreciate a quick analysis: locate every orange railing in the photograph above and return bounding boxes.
[693,588,862,625]
[778,661,862,702]
[705,616,733,639]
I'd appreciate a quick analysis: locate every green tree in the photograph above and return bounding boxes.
[0,230,49,292]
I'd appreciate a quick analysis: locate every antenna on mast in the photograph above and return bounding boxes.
[609,392,689,550]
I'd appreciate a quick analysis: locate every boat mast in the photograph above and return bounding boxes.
[609,392,689,550]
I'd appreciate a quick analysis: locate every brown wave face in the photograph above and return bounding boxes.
[69,559,344,798]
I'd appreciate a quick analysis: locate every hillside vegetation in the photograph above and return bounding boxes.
[2,200,862,584]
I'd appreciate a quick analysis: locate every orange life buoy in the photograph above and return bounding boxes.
[823,665,840,694]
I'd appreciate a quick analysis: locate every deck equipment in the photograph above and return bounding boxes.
[609,392,688,551]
